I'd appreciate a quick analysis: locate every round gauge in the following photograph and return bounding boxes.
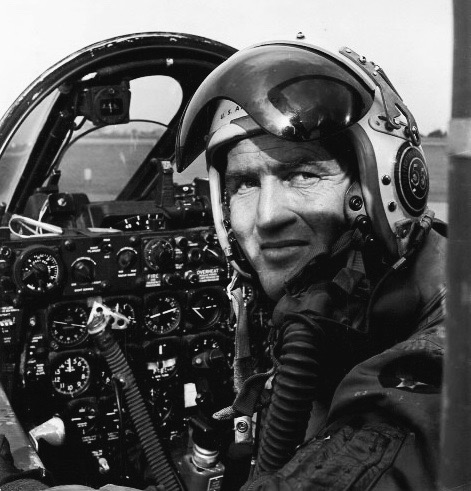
[145,294,182,335]
[51,354,92,397]
[143,239,174,271]
[49,304,89,346]
[147,357,177,381]
[251,306,272,331]
[13,246,64,294]
[107,299,136,329]
[67,399,98,438]
[145,340,179,383]
[190,335,233,369]
[188,289,225,329]
[191,336,221,355]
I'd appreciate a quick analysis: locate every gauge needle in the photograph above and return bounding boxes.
[192,308,204,319]
[53,321,84,328]
[151,308,177,318]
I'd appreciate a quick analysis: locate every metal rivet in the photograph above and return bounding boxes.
[345,48,352,53]
[388,201,397,212]
[236,421,249,433]
[381,175,392,185]
[359,56,367,64]
[373,72,378,76]
[349,196,363,211]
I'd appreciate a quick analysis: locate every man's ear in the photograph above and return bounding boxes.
[344,181,366,226]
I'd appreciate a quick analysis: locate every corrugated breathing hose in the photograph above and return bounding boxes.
[88,312,183,491]
[255,320,324,474]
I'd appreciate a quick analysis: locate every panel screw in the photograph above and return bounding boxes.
[381,175,392,185]
[388,201,397,212]
[236,421,249,433]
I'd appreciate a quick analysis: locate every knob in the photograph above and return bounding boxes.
[162,273,182,287]
[117,248,137,270]
[203,246,225,266]
[71,259,95,284]
[174,236,188,249]
[102,242,113,254]
[0,246,12,259]
[187,247,203,265]
[184,271,199,285]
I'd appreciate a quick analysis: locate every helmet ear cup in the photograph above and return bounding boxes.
[394,143,429,216]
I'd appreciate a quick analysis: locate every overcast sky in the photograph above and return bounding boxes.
[0,0,452,135]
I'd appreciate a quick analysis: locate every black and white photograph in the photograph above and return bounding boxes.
[0,2,462,490]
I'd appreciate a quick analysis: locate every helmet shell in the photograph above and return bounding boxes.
[176,41,429,265]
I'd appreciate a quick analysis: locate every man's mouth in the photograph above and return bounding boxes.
[260,239,309,250]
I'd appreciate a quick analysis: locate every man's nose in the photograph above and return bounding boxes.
[255,179,295,231]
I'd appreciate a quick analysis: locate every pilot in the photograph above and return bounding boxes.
[0,41,446,491]
[175,40,446,490]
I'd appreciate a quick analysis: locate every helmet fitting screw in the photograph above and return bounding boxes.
[236,421,249,433]
[388,201,397,212]
[359,56,367,64]
[349,196,363,211]
[381,175,392,185]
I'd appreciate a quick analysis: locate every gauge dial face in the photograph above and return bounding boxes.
[191,335,234,368]
[191,336,221,355]
[145,294,181,335]
[49,304,89,346]
[107,300,136,329]
[188,289,224,329]
[14,247,63,294]
[146,340,178,381]
[118,213,165,231]
[52,355,92,397]
[68,399,98,439]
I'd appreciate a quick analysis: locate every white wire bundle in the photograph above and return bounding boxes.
[9,214,63,238]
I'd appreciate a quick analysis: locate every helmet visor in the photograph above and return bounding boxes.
[176,43,375,171]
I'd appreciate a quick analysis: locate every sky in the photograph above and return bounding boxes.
[0,0,452,135]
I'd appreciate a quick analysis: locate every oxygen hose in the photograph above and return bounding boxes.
[87,309,183,491]
[255,321,324,474]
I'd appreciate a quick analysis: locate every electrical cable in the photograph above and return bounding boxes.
[88,313,183,491]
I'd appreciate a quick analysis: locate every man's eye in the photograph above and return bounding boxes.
[287,172,319,184]
[239,179,258,189]
[227,178,259,194]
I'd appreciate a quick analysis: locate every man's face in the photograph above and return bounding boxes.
[225,134,352,300]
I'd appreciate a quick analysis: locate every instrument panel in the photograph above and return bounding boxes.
[0,224,259,485]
